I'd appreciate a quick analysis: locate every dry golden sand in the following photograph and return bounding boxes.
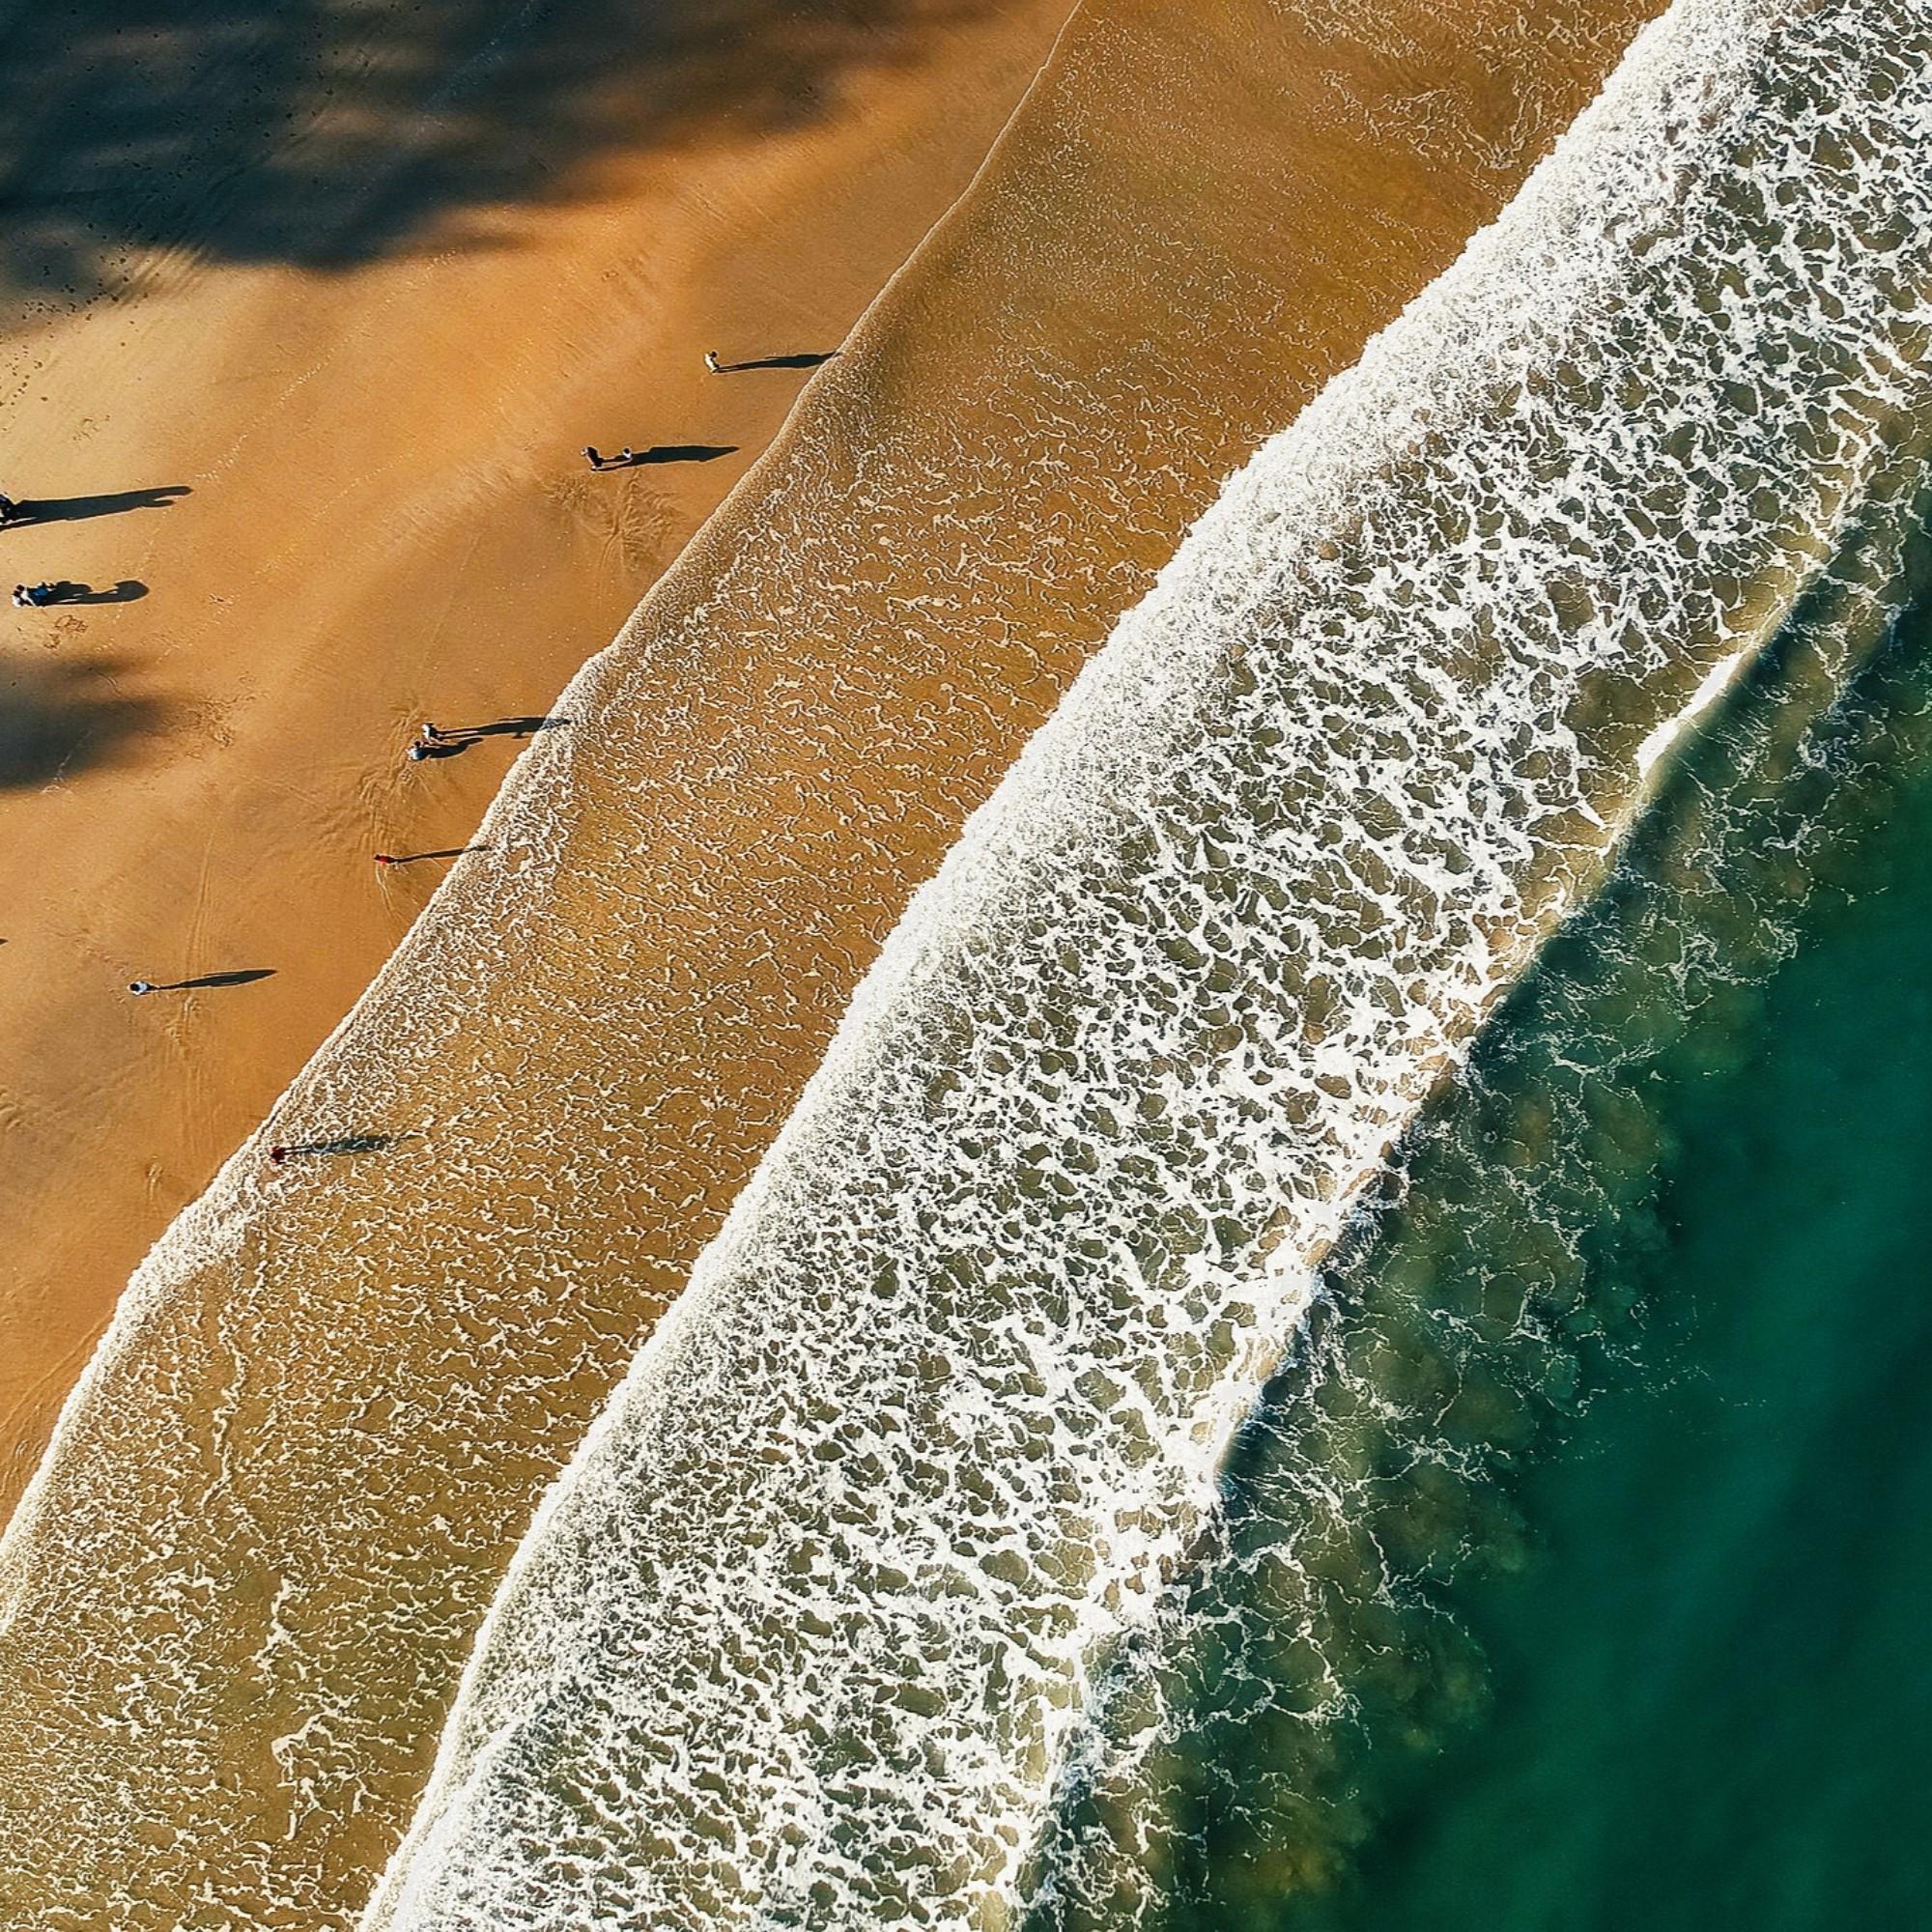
[0,0,1073,1511]
[0,0,1658,1924]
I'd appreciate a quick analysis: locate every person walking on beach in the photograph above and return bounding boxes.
[704,350,722,374]
[13,582,53,608]
[0,493,19,528]
[583,445,606,470]
[128,980,155,996]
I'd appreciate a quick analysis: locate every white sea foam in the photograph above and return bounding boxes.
[357,2,1932,1924]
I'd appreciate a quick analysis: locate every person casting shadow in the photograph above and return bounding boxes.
[1,485,189,526]
[583,445,738,469]
[14,580,148,606]
[127,969,275,994]
[706,350,838,373]
[269,1133,398,1163]
[407,717,570,761]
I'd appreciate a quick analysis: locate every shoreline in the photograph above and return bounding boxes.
[0,1,1661,1924]
[0,0,1076,1513]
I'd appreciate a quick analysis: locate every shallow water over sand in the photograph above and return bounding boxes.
[355,5,1932,1924]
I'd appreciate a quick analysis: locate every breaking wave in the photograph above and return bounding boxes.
[363,3,1932,1925]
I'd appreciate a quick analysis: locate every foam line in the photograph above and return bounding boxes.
[361,2,1932,1925]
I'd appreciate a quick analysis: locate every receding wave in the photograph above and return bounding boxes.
[360,4,1932,1925]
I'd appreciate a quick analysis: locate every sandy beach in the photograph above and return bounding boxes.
[0,0,1075,1510]
[0,0,1660,1923]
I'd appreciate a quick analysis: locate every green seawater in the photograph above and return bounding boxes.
[1281,648,1932,1931]
[1040,515,1932,1930]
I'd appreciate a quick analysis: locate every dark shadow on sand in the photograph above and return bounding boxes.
[4,486,189,525]
[415,716,570,758]
[0,0,993,299]
[43,580,149,606]
[716,351,838,372]
[0,654,166,786]
[148,969,276,990]
[460,714,570,737]
[380,843,492,866]
[619,444,738,467]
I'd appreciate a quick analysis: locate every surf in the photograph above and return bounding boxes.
[358,3,1932,1926]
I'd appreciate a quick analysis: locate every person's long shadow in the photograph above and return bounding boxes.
[145,969,276,990]
[7,486,189,525]
[614,444,738,467]
[270,1133,399,1162]
[715,351,838,372]
[415,716,570,759]
[376,843,492,866]
[463,714,570,738]
[44,579,149,605]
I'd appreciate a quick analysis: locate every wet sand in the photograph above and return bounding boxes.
[0,0,1075,1510]
[0,0,1659,1925]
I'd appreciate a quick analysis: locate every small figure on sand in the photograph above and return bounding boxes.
[12,582,55,608]
[618,446,636,466]
[582,445,606,470]
[269,1145,289,1165]
[418,722,449,745]
[704,350,721,374]
[128,980,155,996]
[406,740,432,762]
[373,852,398,867]
[0,493,20,528]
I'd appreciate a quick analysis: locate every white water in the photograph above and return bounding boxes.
[364,3,1932,1925]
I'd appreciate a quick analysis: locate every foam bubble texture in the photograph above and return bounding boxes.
[365,3,1932,1924]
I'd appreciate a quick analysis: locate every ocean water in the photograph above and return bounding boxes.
[1043,443,1932,1932]
[1136,489,1932,1932]
[356,4,1932,1926]
[1302,715,1932,1932]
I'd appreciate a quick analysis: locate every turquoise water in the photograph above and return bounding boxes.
[1286,652,1932,1932]
[1106,537,1932,1927]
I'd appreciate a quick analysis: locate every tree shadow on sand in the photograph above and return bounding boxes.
[0,654,165,786]
[0,0,991,300]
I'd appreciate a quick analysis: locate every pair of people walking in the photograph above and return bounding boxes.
[405,720,491,763]
[584,350,728,470]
